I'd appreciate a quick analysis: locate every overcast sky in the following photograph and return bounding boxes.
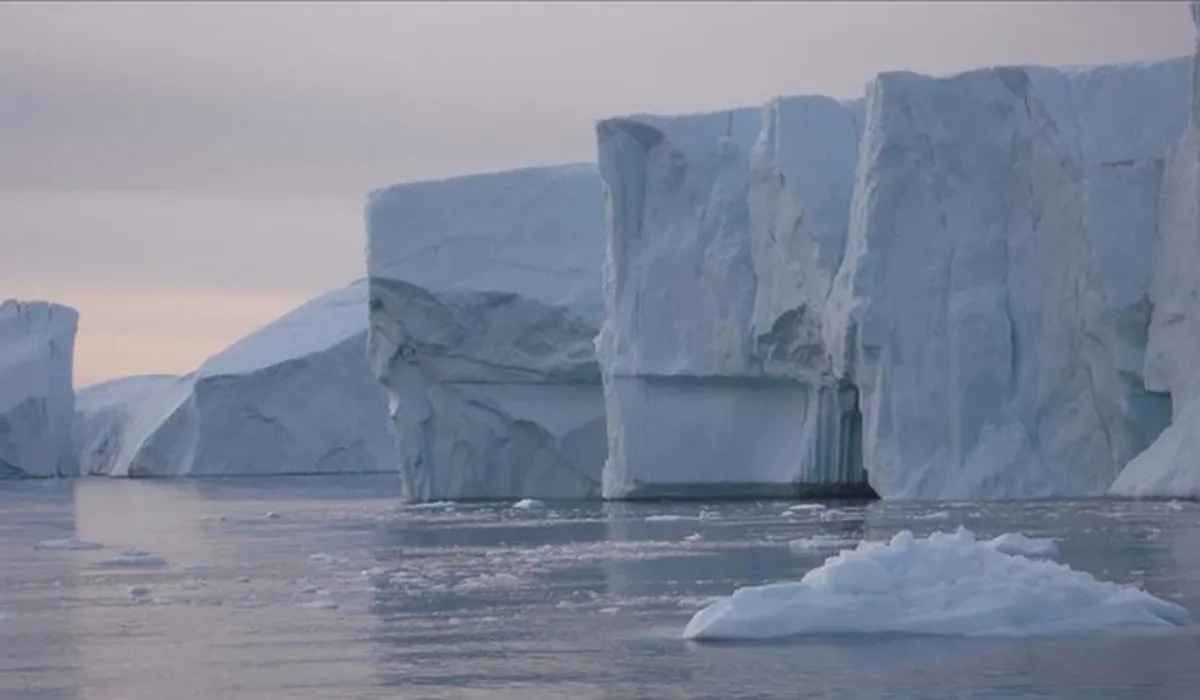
[0,1,1191,386]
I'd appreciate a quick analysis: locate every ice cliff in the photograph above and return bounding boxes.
[1111,5,1200,499]
[365,165,607,502]
[827,57,1191,499]
[596,99,873,499]
[596,54,1192,501]
[0,300,79,478]
[77,281,396,477]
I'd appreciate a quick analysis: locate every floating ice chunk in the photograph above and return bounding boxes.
[35,536,104,551]
[683,533,705,542]
[127,584,152,600]
[683,527,1189,640]
[297,599,339,611]
[94,549,167,567]
[785,504,828,514]
[787,535,859,553]
[512,498,545,511]
[307,553,349,566]
[645,514,691,522]
[984,532,1059,557]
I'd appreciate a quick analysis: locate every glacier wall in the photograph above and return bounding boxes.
[596,99,873,499]
[826,58,1191,499]
[365,165,607,502]
[1111,4,1200,498]
[0,300,79,478]
[78,281,397,477]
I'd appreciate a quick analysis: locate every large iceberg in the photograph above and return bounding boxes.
[1111,5,1200,499]
[77,281,396,477]
[683,527,1190,640]
[825,57,1191,499]
[0,300,79,478]
[365,164,607,502]
[596,98,874,500]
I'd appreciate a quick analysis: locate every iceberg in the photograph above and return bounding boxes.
[1110,5,1200,499]
[683,527,1190,640]
[78,281,396,476]
[825,57,1191,499]
[365,164,607,502]
[0,300,79,478]
[596,98,873,499]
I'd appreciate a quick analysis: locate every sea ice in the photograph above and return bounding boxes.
[35,536,104,551]
[0,300,79,478]
[683,527,1188,640]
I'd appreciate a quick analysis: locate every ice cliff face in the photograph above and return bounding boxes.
[365,165,607,502]
[1110,5,1200,498]
[827,58,1190,499]
[79,281,396,477]
[0,300,79,478]
[596,99,873,499]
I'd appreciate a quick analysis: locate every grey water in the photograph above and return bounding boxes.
[1,477,1198,700]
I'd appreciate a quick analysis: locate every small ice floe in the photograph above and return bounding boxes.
[127,584,153,601]
[683,533,705,543]
[94,549,167,567]
[983,532,1058,557]
[296,598,339,611]
[787,535,859,553]
[645,514,690,522]
[511,498,545,511]
[235,577,251,584]
[265,512,281,520]
[35,536,105,551]
[683,527,1190,641]
[307,552,349,566]
[912,510,952,521]
[785,503,827,515]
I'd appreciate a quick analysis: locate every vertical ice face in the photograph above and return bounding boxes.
[365,165,607,502]
[0,300,79,478]
[76,281,397,477]
[1110,4,1200,498]
[827,58,1190,500]
[596,101,872,499]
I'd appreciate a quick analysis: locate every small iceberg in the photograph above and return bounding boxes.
[683,527,1189,640]
[35,536,104,551]
[511,498,545,511]
[94,548,168,567]
[984,532,1058,557]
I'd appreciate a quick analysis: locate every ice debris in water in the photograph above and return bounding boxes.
[35,536,104,551]
[94,549,167,567]
[127,585,152,600]
[683,527,1190,640]
[787,535,860,553]
[511,498,545,511]
[984,532,1059,557]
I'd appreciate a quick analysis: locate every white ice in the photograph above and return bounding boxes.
[365,165,607,502]
[75,281,396,476]
[683,527,1189,640]
[35,536,105,551]
[0,300,79,478]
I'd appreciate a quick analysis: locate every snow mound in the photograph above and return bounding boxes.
[0,300,79,478]
[76,281,396,476]
[366,164,607,502]
[684,527,1189,640]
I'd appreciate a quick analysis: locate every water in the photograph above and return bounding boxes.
[1,477,1198,699]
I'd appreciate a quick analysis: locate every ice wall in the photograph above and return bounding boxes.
[596,99,873,499]
[827,57,1191,499]
[0,300,79,478]
[1111,5,1200,498]
[365,165,607,502]
[81,281,396,477]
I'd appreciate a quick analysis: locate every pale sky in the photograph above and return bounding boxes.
[0,1,1191,387]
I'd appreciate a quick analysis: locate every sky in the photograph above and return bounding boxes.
[0,1,1192,387]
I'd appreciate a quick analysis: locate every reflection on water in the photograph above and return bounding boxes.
[0,477,1198,699]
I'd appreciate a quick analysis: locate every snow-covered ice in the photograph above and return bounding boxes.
[683,527,1189,640]
[1110,7,1200,499]
[0,300,79,478]
[596,99,871,499]
[366,164,607,502]
[75,281,396,476]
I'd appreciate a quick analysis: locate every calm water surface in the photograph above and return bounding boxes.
[1,476,1198,699]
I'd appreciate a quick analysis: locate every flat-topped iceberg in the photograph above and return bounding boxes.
[78,281,395,477]
[596,98,873,500]
[365,164,607,502]
[0,300,79,478]
[683,527,1190,640]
